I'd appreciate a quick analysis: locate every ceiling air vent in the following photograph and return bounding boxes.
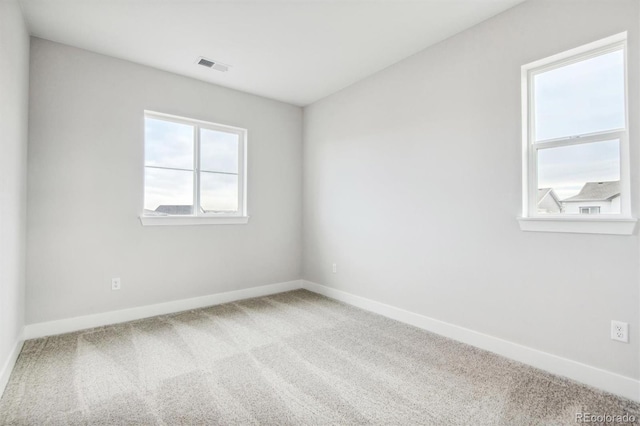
[196,57,229,72]
[197,58,215,68]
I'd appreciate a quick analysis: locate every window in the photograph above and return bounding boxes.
[140,111,248,225]
[519,33,636,235]
[580,207,600,215]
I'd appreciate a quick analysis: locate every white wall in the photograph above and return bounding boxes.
[563,199,619,215]
[303,0,639,380]
[27,39,302,324]
[0,0,29,385]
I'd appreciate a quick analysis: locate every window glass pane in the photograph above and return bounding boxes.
[537,139,620,214]
[534,49,625,141]
[580,206,600,215]
[200,172,238,213]
[145,117,194,170]
[144,167,194,215]
[200,128,239,173]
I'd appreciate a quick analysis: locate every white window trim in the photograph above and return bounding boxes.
[140,215,249,226]
[518,217,636,235]
[519,32,636,235]
[140,111,249,226]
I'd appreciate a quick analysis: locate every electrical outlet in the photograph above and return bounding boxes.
[111,277,121,291]
[611,320,628,343]
[332,263,337,273]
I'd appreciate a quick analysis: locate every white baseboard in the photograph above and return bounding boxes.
[24,280,303,340]
[0,335,24,398]
[301,280,640,403]
[19,278,640,402]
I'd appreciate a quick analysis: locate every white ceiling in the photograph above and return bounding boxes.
[20,0,524,106]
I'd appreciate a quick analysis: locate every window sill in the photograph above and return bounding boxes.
[518,217,637,235]
[139,215,250,226]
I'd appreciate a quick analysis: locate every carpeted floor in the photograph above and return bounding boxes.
[0,290,638,425]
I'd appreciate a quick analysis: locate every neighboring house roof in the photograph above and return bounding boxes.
[563,181,620,202]
[538,188,554,203]
[154,205,193,214]
[537,188,562,205]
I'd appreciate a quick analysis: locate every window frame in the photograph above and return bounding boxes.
[140,111,249,226]
[580,206,601,215]
[518,33,636,235]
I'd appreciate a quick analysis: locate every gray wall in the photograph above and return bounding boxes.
[0,0,29,375]
[27,39,303,324]
[303,0,640,379]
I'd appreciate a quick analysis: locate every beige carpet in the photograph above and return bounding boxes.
[0,289,638,425]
